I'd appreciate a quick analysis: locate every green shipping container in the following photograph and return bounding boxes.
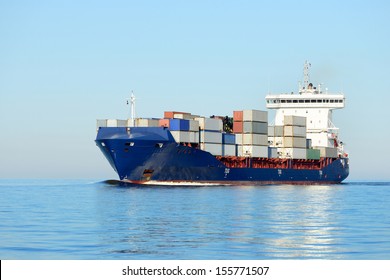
[307,149,321,160]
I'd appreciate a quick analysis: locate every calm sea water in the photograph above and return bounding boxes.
[0,179,389,260]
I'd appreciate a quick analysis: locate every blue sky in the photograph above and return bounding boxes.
[1,0,389,180]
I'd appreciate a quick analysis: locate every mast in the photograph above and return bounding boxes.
[127,91,136,127]
[303,60,311,89]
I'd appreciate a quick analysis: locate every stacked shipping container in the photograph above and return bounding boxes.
[268,116,307,159]
[233,110,268,157]
[162,112,225,156]
[222,132,236,156]
[160,112,200,145]
[279,115,307,159]
[98,111,338,160]
[268,117,337,159]
[195,117,224,156]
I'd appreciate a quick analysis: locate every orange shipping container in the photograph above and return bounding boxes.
[233,111,243,122]
[233,121,243,133]
[159,119,170,128]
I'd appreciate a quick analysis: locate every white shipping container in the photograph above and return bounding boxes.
[195,117,223,131]
[243,134,268,145]
[189,120,199,131]
[274,126,284,137]
[200,131,222,143]
[235,134,243,145]
[268,126,275,137]
[190,132,199,143]
[107,119,118,127]
[200,143,223,156]
[273,137,284,147]
[127,119,136,127]
[171,131,199,143]
[97,119,107,128]
[238,145,268,157]
[116,119,128,127]
[243,121,268,134]
[284,115,306,127]
[136,118,159,127]
[236,133,267,145]
[278,148,307,159]
[173,113,192,120]
[284,126,306,138]
[283,137,307,148]
[243,109,268,122]
[170,131,191,143]
[136,118,148,127]
[222,144,236,156]
[150,119,160,127]
[314,146,338,158]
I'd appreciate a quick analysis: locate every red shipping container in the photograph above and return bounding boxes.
[159,119,170,128]
[164,111,174,119]
[233,121,243,133]
[233,111,243,122]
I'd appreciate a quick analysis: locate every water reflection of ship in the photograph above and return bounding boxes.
[264,185,343,258]
[97,185,346,258]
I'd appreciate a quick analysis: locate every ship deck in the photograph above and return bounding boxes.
[216,156,335,170]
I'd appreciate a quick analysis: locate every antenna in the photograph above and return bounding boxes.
[303,60,311,88]
[126,91,136,127]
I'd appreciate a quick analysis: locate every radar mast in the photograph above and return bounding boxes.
[303,60,311,89]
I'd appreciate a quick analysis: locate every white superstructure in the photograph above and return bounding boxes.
[266,61,346,155]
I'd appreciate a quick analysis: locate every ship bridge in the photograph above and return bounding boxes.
[266,61,346,150]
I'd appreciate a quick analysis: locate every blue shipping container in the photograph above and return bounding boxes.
[222,133,236,144]
[169,119,190,131]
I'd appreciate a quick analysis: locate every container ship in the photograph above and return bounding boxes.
[96,62,349,185]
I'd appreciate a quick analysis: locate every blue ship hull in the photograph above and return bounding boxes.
[96,127,349,185]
